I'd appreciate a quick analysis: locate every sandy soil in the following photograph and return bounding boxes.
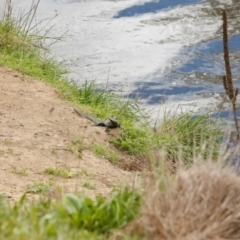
[0,67,145,202]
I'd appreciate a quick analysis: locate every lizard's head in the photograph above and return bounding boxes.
[108,116,121,129]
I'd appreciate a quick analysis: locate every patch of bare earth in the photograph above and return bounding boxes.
[0,67,144,202]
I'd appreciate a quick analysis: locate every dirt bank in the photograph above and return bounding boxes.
[0,67,143,201]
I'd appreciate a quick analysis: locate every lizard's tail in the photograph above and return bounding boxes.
[74,107,100,124]
[74,108,84,118]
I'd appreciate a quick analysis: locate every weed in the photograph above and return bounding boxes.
[83,181,95,190]
[26,182,52,194]
[53,188,141,233]
[12,167,28,176]
[3,139,12,145]
[51,148,58,155]
[0,188,140,239]
[0,150,4,156]
[110,182,128,194]
[7,148,14,154]
[95,130,101,135]
[78,169,93,176]
[67,138,85,158]
[91,144,119,163]
[45,167,74,178]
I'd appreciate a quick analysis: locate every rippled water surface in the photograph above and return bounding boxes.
[114,0,203,18]
[2,0,240,120]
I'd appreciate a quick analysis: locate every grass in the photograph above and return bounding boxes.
[113,111,223,165]
[45,167,97,179]
[128,163,240,240]
[51,148,58,155]
[91,144,120,163]
[3,139,12,145]
[12,167,28,176]
[110,182,129,194]
[0,150,4,157]
[0,189,140,240]
[112,124,153,155]
[154,111,223,164]
[45,167,75,178]
[7,148,14,154]
[83,181,96,190]
[67,138,85,158]
[78,169,93,176]
[54,189,141,233]
[26,182,52,194]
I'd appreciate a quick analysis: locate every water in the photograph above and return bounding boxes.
[2,0,240,121]
[114,0,203,18]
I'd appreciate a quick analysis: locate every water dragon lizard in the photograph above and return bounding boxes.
[74,108,121,132]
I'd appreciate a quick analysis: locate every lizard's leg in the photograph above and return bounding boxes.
[95,122,106,127]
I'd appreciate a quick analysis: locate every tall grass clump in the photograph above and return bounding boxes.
[112,124,154,155]
[154,111,223,164]
[69,80,144,122]
[127,163,240,240]
[114,110,223,165]
[0,0,65,81]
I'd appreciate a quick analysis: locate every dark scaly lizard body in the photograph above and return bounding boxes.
[74,108,121,132]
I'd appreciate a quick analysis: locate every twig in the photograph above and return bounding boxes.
[222,9,239,140]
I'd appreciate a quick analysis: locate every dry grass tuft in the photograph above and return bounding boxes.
[128,163,240,240]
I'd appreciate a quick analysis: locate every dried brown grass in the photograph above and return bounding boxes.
[127,163,240,240]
